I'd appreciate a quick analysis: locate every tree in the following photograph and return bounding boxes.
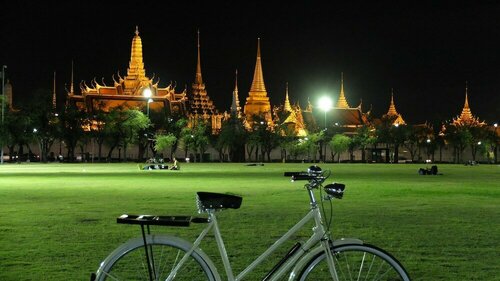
[154,133,177,159]
[214,117,246,162]
[103,108,150,161]
[180,122,209,162]
[59,103,89,162]
[27,89,60,162]
[329,134,351,163]
[353,125,376,162]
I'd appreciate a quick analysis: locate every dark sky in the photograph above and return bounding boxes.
[1,1,499,124]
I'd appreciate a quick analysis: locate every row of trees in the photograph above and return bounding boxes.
[1,90,498,163]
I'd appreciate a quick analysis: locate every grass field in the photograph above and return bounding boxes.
[0,162,499,280]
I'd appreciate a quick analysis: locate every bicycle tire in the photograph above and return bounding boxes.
[95,235,217,281]
[297,243,410,281]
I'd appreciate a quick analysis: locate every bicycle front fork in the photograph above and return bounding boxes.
[322,239,340,281]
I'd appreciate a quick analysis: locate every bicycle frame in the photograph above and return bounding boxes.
[166,188,340,281]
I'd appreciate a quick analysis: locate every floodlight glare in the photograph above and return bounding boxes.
[318,96,333,112]
[143,88,152,98]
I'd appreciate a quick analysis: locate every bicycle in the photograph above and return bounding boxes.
[91,165,410,280]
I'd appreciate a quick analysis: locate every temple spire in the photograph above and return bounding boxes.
[195,29,203,84]
[387,88,399,116]
[70,60,74,94]
[249,38,266,92]
[459,81,473,121]
[231,69,241,116]
[284,82,292,112]
[52,71,56,110]
[128,26,145,78]
[244,37,271,124]
[336,72,350,108]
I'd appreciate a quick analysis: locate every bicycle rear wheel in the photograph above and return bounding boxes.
[95,235,216,281]
[298,244,410,281]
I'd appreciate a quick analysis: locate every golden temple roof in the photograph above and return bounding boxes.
[336,72,350,109]
[453,82,485,127]
[384,89,406,125]
[284,83,292,112]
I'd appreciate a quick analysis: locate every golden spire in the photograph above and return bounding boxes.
[284,82,292,112]
[249,38,267,93]
[52,71,56,110]
[231,69,241,116]
[336,72,350,108]
[387,88,399,116]
[244,38,271,123]
[128,26,146,78]
[195,29,203,84]
[386,88,406,125]
[70,60,74,94]
[459,81,473,121]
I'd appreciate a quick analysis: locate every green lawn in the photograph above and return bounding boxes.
[0,163,499,280]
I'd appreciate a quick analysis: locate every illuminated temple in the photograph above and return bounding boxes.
[243,38,273,126]
[188,31,224,133]
[452,83,485,127]
[327,73,369,134]
[68,27,187,115]
[382,89,406,125]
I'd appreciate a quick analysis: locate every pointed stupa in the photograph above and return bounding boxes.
[195,29,203,85]
[122,26,150,95]
[244,38,271,121]
[230,69,241,116]
[459,82,473,121]
[387,89,399,116]
[70,60,74,94]
[453,81,485,127]
[336,72,350,108]
[386,89,406,125]
[52,71,57,110]
[284,82,292,112]
[128,26,146,78]
[190,30,215,114]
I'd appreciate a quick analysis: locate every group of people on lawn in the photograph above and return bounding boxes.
[140,157,179,171]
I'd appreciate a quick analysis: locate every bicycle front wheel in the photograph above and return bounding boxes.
[298,244,410,281]
[95,235,217,281]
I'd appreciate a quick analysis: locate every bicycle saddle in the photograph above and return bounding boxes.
[196,192,242,211]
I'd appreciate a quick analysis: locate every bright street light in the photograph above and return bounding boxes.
[143,87,152,98]
[318,96,333,129]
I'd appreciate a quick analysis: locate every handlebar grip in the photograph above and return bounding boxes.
[284,172,306,177]
[291,174,315,181]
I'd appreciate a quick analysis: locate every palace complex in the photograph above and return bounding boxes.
[2,27,497,163]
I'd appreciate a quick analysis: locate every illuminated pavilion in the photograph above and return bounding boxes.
[382,89,406,126]
[452,83,485,127]
[327,73,369,134]
[273,83,308,136]
[68,27,187,115]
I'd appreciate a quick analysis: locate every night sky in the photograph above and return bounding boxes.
[2,1,499,124]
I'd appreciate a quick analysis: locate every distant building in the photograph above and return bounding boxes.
[327,73,369,135]
[452,83,485,127]
[243,38,273,127]
[188,31,224,134]
[68,27,187,116]
[382,89,406,126]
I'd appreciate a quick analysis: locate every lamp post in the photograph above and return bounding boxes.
[1,65,6,164]
[143,88,152,117]
[318,96,333,129]
[318,96,333,162]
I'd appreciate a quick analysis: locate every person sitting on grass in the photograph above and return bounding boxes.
[170,157,179,170]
